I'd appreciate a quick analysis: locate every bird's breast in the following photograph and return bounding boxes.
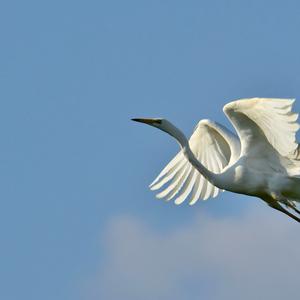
[218,163,268,196]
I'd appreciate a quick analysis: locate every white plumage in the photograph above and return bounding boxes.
[132,98,300,222]
[150,120,235,203]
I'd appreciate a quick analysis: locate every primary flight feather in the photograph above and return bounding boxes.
[132,98,300,222]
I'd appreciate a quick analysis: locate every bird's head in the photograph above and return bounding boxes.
[131,118,188,145]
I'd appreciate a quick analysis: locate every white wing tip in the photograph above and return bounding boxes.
[149,183,158,191]
[174,199,183,205]
[149,175,162,189]
[155,190,167,199]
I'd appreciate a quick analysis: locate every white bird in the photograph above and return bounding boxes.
[132,98,300,222]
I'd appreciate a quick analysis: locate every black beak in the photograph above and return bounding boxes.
[131,118,158,125]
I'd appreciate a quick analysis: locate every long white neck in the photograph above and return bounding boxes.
[163,123,220,186]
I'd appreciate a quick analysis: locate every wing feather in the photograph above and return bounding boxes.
[188,175,201,205]
[149,152,185,190]
[203,149,214,200]
[199,173,207,200]
[174,168,197,205]
[156,163,189,199]
[165,165,192,201]
[223,98,300,156]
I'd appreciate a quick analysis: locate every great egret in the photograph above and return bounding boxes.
[132,98,300,222]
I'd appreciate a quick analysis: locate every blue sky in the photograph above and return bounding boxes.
[1,1,300,299]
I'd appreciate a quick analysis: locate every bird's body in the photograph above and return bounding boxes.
[132,98,300,222]
[218,155,296,198]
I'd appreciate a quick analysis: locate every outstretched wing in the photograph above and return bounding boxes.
[149,120,238,205]
[223,98,300,157]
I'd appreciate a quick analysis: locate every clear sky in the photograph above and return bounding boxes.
[1,1,300,299]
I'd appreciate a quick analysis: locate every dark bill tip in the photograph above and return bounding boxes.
[131,118,158,125]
